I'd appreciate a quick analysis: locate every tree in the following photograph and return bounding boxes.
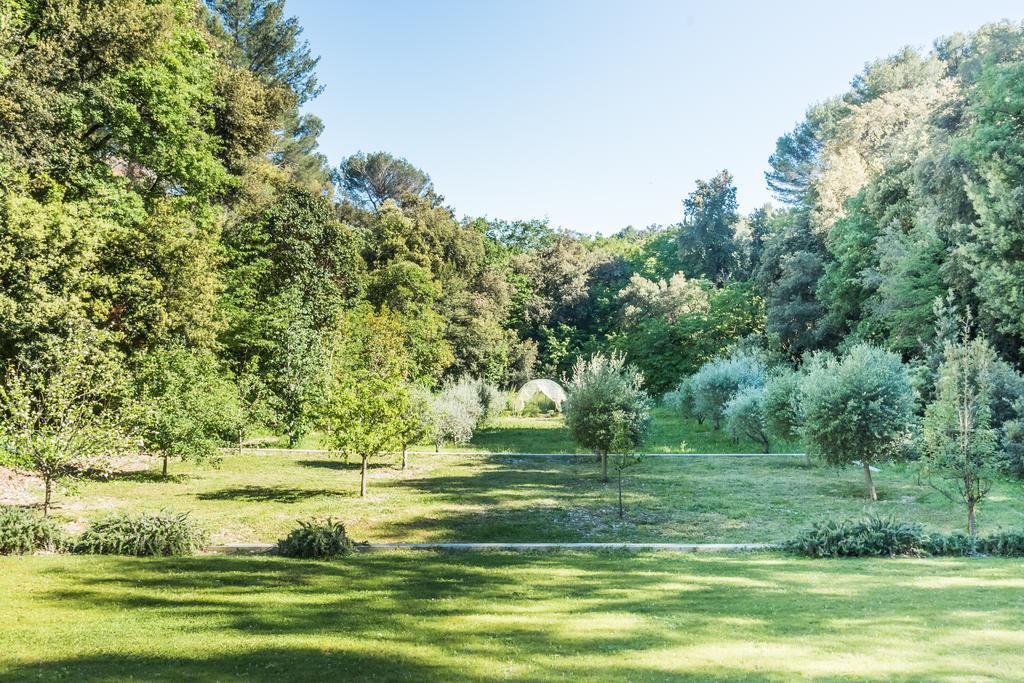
[724,386,771,453]
[135,345,237,477]
[921,335,998,536]
[430,379,483,451]
[763,368,805,461]
[397,384,433,470]
[338,152,434,211]
[801,344,914,501]
[319,306,410,497]
[689,353,766,430]
[678,171,739,285]
[0,328,127,515]
[563,353,651,483]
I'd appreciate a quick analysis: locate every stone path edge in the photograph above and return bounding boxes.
[204,542,777,555]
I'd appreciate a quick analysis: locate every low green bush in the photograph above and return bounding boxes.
[784,516,928,557]
[277,517,353,559]
[789,518,1024,558]
[76,510,207,556]
[0,505,67,554]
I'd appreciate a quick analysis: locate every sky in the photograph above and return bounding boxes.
[290,0,1024,234]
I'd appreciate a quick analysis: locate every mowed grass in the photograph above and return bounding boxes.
[2,552,1024,681]
[34,410,1024,544]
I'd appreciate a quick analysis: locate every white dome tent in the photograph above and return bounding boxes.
[513,379,567,413]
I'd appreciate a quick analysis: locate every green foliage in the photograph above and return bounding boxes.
[800,343,914,499]
[724,386,770,453]
[689,352,766,430]
[785,516,929,558]
[319,305,411,496]
[134,345,237,476]
[0,505,67,555]
[921,335,999,535]
[0,327,128,514]
[563,353,651,481]
[763,368,803,444]
[677,171,739,284]
[338,151,433,211]
[277,517,353,559]
[77,510,207,556]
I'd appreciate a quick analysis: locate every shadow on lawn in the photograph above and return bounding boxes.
[196,485,338,504]
[297,459,396,472]
[12,554,1024,681]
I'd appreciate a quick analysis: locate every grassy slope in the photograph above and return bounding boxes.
[2,552,1023,681]
[39,411,1024,544]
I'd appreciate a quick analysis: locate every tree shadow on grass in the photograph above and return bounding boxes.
[95,470,191,484]
[196,485,339,504]
[297,459,395,472]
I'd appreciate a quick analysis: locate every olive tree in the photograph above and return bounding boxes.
[0,330,126,515]
[921,336,999,536]
[724,385,770,453]
[563,353,651,483]
[430,379,483,451]
[801,343,914,501]
[397,383,433,470]
[689,352,766,430]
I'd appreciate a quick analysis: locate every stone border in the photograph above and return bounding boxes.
[234,448,805,458]
[205,542,776,555]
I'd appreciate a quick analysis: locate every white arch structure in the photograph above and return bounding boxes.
[513,379,567,413]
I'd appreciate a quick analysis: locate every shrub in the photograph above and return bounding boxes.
[689,352,766,430]
[784,516,928,557]
[76,510,207,556]
[923,532,977,557]
[277,518,353,559]
[0,505,67,554]
[662,377,695,421]
[724,385,770,453]
[474,380,507,423]
[977,531,1024,556]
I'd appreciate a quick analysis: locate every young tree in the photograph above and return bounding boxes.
[724,386,771,453]
[135,346,237,477]
[763,368,805,460]
[319,306,409,497]
[801,344,914,501]
[562,353,651,483]
[0,330,126,515]
[689,352,766,430]
[397,384,433,470]
[430,379,483,451]
[609,426,644,519]
[921,336,999,536]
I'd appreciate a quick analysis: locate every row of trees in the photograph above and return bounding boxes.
[671,316,1022,535]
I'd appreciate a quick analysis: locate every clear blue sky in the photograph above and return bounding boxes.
[290,0,1023,234]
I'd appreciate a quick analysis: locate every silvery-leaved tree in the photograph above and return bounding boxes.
[563,353,651,484]
[800,343,914,501]
[0,328,127,515]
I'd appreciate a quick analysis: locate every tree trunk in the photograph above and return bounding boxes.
[402,446,408,471]
[713,416,720,431]
[617,468,624,518]
[761,435,770,454]
[360,456,368,497]
[238,431,244,456]
[968,501,977,537]
[162,453,169,477]
[601,451,608,483]
[43,476,52,517]
[862,461,877,501]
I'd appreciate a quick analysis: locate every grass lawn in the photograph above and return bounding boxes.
[25,411,1024,544]
[2,552,1023,681]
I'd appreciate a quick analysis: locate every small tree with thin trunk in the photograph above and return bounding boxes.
[397,384,433,470]
[0,329,126,515]
[608,421,645,518]
[319,306,409,497]
[921,334,998,537]
[563,353,651,484]
[800,343,914,501]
